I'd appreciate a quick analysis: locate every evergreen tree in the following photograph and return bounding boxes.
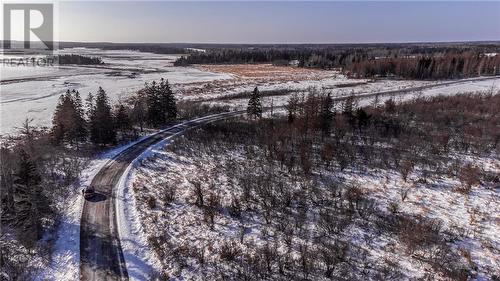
[85,93,95,121]
[247,87,262,119]
[18,118,36,155]
[51,90,87,144]
[12,150,48,247]
[342,94,357,128]
[355,108,371,128]
[145,81,164,126]
[89,87,116,145]
[319,93,334,136]
[384,98,396,113]
[131,95,147,133]
[115,104,132,134]
[69,90,87,143]
[342,94,356,116]
[51,94,66,144]
[144,79,177,127]
[159,79,177,120]
[0,147,15,227]
[286,94,299,123]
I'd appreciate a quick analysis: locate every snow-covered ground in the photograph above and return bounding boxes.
[340,156,500,280]
[1,48,233,135]
[128,116,499,280]
[116,113,251,280]
[206,77,500,111]
[2,47,498,135]
[115,125,190,280]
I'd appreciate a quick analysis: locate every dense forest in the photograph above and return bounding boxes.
[347,53,499,79]
[173,43,500,79]
[56,54,104,65]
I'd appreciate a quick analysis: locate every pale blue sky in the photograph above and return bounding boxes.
[59,1,500,43]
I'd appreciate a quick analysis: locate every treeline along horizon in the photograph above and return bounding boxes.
[173,43,500,79]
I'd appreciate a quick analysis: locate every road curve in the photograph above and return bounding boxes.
[79,111,244,281]
[79,75,499,280]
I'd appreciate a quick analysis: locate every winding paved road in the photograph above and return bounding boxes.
[79,75,499,280]
[79,112,244,281]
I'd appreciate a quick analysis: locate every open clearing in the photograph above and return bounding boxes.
[2,48,499,135]
[198,63,328,80]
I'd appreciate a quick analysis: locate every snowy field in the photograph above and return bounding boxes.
[208,77,500,110]
[1,48,233,135]
[2,47,499,135]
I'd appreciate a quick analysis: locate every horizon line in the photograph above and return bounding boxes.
[2,39,500,46]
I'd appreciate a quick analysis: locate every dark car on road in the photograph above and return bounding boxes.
[82,186,95,199]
